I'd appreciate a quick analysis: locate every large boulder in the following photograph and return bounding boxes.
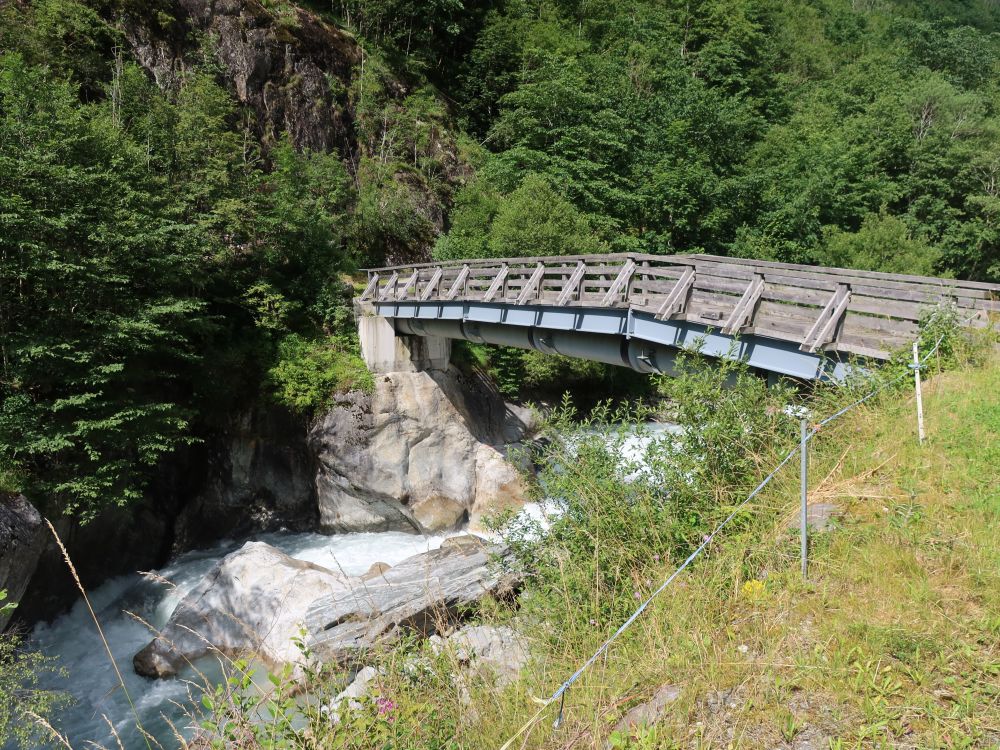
[470,444,528,532]
[309,367,531,534]
[0,494,46,630]
[304,539,516,666]
[134,542,348,678]
[330,624,529,719]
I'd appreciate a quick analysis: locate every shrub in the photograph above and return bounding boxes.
[0,607,67,749]
[268,334,374,412]
[496,349,799,632]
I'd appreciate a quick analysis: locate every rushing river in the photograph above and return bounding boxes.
[18,422,678,750]
[21,530,459,749]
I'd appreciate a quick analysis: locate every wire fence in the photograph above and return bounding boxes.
[498,324,953,750]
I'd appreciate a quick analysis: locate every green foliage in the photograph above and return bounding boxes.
[0,52,204,519]
[0,591,14,621]
[435,173,602,260]
[0,5,363,519]
[451,343,651,402]
[346,49,458,264]
[430,0,1000,280]
[269,334,373,412]
[496,350,798,631]
[337,0,488,79]
[192,634,463,749]
[823,212,941,276]
[0,624,68,749]
[488,173,603,257]
[432,179,500,260]
[3,0,999,539]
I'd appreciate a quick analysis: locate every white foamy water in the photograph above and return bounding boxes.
[20,529,457,750]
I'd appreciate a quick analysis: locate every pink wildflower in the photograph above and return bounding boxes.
[376,697,396,719]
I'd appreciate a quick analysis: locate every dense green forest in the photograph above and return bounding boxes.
[3,0,1000,520]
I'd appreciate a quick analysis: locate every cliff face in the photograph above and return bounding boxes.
[120,0,470,264]
[124,0,360,154]
[0,494,45,630]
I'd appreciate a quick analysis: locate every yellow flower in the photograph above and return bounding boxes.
[741,579,766,602]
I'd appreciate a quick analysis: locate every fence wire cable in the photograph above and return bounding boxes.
[497,325,952,750]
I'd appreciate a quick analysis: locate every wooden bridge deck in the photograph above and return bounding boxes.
[360,253,1000,362]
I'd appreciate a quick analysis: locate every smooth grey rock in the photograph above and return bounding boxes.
[331,665,380,713]
[441,533,489,551]
[174,407,318,549]
[305,542,515,666]
[613,684,682,735]
[0,494,45,630]
[470,443,527,532]
[410,494,467,532]
[806,502,839,531]
[134,542,349,678]
[442,624,529,686]
[502,403,539,443]
[362,562,391,580]
[787,503,839,533]
[314,469,418,534]
[310,368,529,534]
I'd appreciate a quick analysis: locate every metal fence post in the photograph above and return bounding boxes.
[800,418,809,580]
[912,341,925,444]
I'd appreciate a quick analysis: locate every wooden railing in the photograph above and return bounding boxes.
[360,253,1000,359]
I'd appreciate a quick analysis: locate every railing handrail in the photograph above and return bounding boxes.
[362,252,1000,294]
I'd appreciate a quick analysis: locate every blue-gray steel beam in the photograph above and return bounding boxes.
[379,301,849,381]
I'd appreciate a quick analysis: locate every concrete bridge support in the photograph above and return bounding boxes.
[357,302,451,374]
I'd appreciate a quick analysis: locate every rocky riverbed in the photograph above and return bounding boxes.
[132,533,515,679]
[20,529,474,749]
[3,363,536,749]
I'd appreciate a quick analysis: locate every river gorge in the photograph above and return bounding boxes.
[7,410,674,749]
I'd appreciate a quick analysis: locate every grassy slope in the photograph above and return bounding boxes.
[471,356,999,749]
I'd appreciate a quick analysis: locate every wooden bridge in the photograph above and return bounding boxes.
[358,253,1000,381]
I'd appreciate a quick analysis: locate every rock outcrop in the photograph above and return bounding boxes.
[330,623,530,718]
[121,0,473,265]
[133,536,515,678]
[0,494,46,630]
[304,537,516,666]
[124,0,359,153]
[16,487,183,625]
[134,541,348,678]
[309,367,532,534]
[173,407,317,550]
[432,623,530,687]
[612,684,682,738]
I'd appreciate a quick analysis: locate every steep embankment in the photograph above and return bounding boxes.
[2,0,481,622]
[487,355,1000,747]
[121,0,471,262]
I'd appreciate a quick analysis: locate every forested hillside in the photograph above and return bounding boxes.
[3,0,1000,520]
